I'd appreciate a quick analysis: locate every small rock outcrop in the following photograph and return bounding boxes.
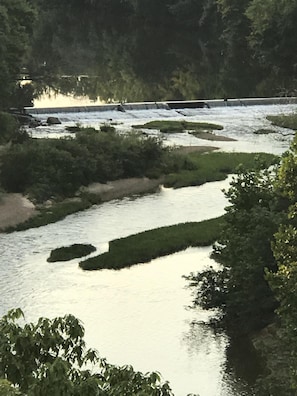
[47,116,61,125]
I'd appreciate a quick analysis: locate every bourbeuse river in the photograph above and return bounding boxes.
[1,102,295,395]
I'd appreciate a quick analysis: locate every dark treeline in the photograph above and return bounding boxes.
[29,0,297,101]
[2,0,297,110]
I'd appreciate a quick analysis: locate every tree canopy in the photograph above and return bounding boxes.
[2,0,297,106]
[185,129,297,394]
[0,0,36,110]
[0,308,173,395]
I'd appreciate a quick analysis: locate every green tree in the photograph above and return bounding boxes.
[261,135,297,394]
[0,129,169,202]
[215,0,260,97]
[185,135,297,393]
[246,0,297,95]
[187,164,285,333]
[0,113,20,144]
[0,0,36,109]
[0,308,173,395]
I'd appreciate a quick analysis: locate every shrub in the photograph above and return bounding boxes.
[47,243,96,262]
[0,112,19,144]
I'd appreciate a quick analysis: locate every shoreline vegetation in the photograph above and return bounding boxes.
[0,117,280,233]
[0,118,259,232]
[0,149,278,233]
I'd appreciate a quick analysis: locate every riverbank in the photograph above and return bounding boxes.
[0,177,163,232]
[0,145,216,232]
[0,193,36,231]
[0,148,278,232]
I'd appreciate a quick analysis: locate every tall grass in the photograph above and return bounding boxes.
[48,243,96,262]
[79,216,225,270]
[165,152,279,188]
[267,113,297,130]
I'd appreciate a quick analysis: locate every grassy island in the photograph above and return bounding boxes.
[132,120,224,133]
[48,243,96,262]
[79,217,225,270]
[267,113,297,130]
[164,151,278,188]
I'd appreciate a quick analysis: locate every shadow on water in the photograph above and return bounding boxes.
[182,320,263,396]
[223,334,264,396]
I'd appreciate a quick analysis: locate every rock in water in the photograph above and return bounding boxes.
[47,116,61,125]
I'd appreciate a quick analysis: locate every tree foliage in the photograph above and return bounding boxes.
[185,134,297,393]
[0,0,36,109]
[2,0,297,106]
[259,135,297,394]
[0,128,169,202]
[0,308,173,396]
[187,164,285,333]
[246,0,297,94]
[0,113,20,144]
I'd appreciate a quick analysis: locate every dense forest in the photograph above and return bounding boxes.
[1,1,297,395]
[2,0,297,110]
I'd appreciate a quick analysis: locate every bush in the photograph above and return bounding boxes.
[0,112,19,144]
[0,129,169,202]
[47,243,96,262]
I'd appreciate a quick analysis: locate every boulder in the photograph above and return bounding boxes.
[47,116,61,125]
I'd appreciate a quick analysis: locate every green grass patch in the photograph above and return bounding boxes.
[132,120,223,133]
[267,113,297,130]
[65,125,81,133]
[48,243,96,262]
[100,124,116,133]
[79,216,225,270]
[164,151,279,188]
[5,199,92,232]
[3,152,278,232]
[189,131,236,141]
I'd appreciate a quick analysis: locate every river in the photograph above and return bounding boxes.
[1,103,296,395]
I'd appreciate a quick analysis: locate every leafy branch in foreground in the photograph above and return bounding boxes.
[0,308,173,396]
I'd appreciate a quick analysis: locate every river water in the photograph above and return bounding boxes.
[1,103,296,395]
